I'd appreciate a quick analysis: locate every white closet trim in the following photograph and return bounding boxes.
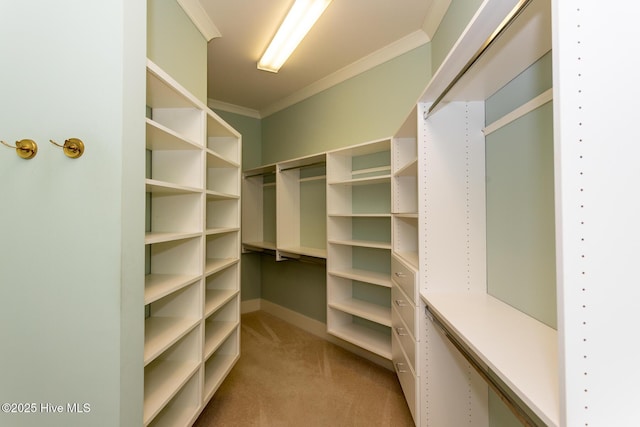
[483,88,553,136]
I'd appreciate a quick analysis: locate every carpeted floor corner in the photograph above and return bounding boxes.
[193,311,414,427]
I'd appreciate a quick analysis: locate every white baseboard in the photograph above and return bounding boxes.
[243,298,393,371]
[241,298,261,314]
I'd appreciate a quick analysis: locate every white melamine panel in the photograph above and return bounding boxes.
[152,108,205,146]
[143,327,201,425]
[203,329,240,401]
[276,167,301,251]
[393,216,418,270]
[327,309,391,360]
[205,231,239,266]
[146,118,202,151]
[206,197,240,231]
[553,2,640,425]
[419,101,486,294]
[149,192,203,235]
[148,237,202,276]
[327,275,391,327]
[147,373,201,427]
[207,164,240,196]
[145,274,201,306]
[392,135,418,214]
[421,313,488,427]
[208,137,240,164]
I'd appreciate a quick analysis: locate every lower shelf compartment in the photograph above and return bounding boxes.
[143,327,201,425]
[147,370,201,427]
[327,308,391,360]
[204,328,240,401]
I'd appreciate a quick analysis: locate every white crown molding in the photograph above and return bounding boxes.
[208,99,262,119]
[177,0,221,42]
[260,29,430,117]
[210,30,431,119]
[422,0,452,39]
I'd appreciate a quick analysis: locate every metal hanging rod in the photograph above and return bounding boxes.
[425,306,543,427]
[244,170,276,178]
[426,0,533,117]
[279,161,326,173]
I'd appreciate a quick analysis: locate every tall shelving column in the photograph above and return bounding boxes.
[416,0,556,426]
[145,59,241,427]
[326,139,393,360]
[390,108,421,424]
[277,153,327,260]
[202,109,242,405]
[242,164,277,254]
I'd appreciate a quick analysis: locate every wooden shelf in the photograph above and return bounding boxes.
[204,258,238,276]
[146,179,202,194]
[204,289,238,318]
[328,299,391,327]
[145,274,200,305]
[328,239,391,250]
[394,159,417,177]
[394,251,418,270]
[278,246,327,259]
[206,190,239,200]
[327,321,391,360]
[205,227,239,236]
[422,292,558,426]
[146,119,201,151]
[328,175,391,186]
[328,268,391,288]
[242,241,276,251]
[146,374,200,427]
[145,232,201,245]
[207,149,240,169]
[203,319,238,359]
[143,360,200,425]
[144,317,200,365]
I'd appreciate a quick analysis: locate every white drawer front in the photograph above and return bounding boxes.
[392,333,417,423]
[392,284,416,338]
[392,256,416,304]
[392,306,416,371]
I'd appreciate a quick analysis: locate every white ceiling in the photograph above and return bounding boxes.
[200,0,450,117]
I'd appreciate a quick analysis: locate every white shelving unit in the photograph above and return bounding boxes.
[326,139,393,360]
[241,164,277,253]
[277,153,327,260]
[145,59,241,427]
[390,108,421,424]
[242,153,327,260]
[415,0,559,425]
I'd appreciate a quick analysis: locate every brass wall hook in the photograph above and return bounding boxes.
[1,139,38,159]
[50,138,84,159]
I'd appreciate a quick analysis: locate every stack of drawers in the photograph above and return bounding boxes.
[391,255,419,423]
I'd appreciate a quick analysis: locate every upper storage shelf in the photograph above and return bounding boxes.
[421,0,551,109]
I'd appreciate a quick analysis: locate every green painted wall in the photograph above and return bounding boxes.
[262,44,431,164]
[0,2,145,426]
[485,52,556,329]
[147,0,207,102]
[430,0,484,74]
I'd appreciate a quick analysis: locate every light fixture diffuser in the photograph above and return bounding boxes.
[258,0,333,73]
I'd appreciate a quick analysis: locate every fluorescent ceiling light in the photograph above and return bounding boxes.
[258,0,333,73]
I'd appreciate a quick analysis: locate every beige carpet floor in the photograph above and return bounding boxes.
[194,311,414,427]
